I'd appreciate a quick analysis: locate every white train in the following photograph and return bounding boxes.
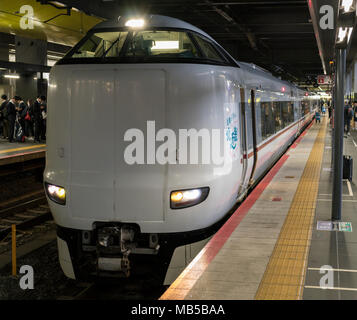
[44,15,315,279]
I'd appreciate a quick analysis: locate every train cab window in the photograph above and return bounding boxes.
[192,34,227,63]
[63,29,236,66]
[71,32,128,58]
[124,30,200,58]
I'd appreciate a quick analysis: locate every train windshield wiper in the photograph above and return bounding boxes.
[102,34,122,58]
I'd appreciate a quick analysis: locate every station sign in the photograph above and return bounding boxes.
[317,221,352,232]
[317,75,332,85]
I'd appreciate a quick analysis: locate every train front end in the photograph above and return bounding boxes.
[44,15,242,279]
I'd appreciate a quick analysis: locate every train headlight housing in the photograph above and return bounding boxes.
[45,183,66,205]
[170,187,209,209]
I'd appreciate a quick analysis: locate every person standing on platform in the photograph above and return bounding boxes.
[344,101,353,136]
[6,96,20,142]
[40,96,47,141]
[322,104,326,116]
[33,96,43,143]
[23,99,34,138]
[353,101,357,131]
[0,94,9,139]
[17,98,26,135]
[315,109,321,123]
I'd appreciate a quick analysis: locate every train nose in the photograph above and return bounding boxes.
[67,68,167,223]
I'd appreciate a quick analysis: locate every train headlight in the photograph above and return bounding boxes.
[45,183,66,205]
[170,187,209,209]
[125,18,145,28]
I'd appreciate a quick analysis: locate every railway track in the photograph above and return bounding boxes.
[0,192,51,241]
[0,158,52,242]
[57,279,167,300]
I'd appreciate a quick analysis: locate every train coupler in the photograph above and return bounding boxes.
[96,225,136,277]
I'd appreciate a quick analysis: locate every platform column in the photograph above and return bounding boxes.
[14,36,47,100]
[332,48,346,221]
[331,71,336,166]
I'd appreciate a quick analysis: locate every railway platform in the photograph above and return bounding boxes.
[161,115,357,300]
[0,139,46,166]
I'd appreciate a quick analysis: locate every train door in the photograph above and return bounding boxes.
[238,87,256,198]
[237,87,249,198]
[248,89,258,186]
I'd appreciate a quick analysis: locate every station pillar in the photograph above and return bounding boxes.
[332,48,346,221]
[14,36,47,100]
[0,43,11,97]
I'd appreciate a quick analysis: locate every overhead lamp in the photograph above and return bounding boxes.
[337,27,353,43]
[125,18,145,28]
[4,74,19,79]
[152,41,179,50]
[341,0,354,12]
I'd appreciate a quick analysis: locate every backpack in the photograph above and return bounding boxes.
[25,111,31,121]
[15,121,25,142]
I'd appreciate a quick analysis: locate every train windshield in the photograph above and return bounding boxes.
[71,31,129,58]
[124,30,200,59]
[62,29,232,65]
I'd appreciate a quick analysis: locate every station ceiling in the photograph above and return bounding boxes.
[0,1,102,46]
[0,0,331,88]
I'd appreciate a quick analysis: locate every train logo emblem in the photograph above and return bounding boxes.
[224,103,239,160]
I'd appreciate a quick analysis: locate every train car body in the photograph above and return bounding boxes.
[44,15,315,279]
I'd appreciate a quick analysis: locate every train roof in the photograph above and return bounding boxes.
[91,14,215,42]
[238,61,304,94]
[91,15,306,96]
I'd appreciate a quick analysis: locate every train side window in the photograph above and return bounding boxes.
[192,34,227,63]
[274,102,283,132]
[289,102,294,123]
[281,101,294,127]
[261,102,275,140]
[301,101,309,116]
[255,100,263,144]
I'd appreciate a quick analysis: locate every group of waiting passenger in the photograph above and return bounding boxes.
[0,94,47,143]
[344,101,357,136]
[315,100,357,136]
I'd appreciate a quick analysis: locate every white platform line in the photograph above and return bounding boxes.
[347,180,353,197]
[352,138,357,148]
[308,267,357,273]
[304,285,357,292]
[319,194,351,197]
[319,180,353,197]
[317,199,357,202]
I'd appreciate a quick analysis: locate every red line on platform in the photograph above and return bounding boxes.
[0,149,46,160]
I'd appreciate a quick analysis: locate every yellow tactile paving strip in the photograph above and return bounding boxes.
[255,118,327,300]
[0,144,46,155]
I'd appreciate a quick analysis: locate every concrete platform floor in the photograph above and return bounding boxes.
[161,118,325,300]
[303,119,357,300]
[0,138,45,165]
